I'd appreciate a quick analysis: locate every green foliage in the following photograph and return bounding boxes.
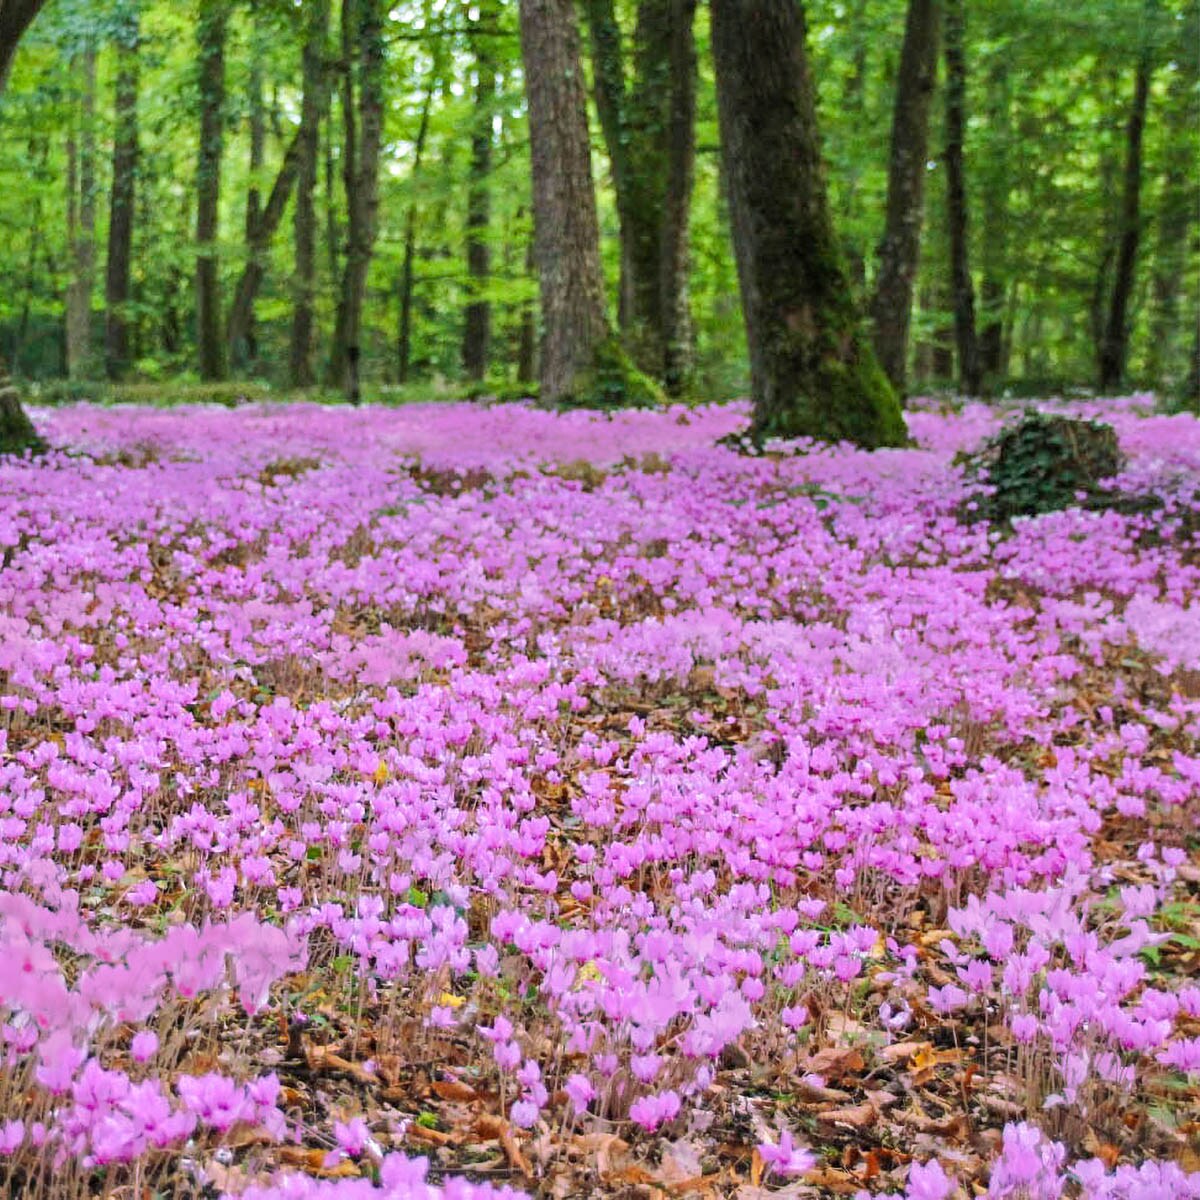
[962,409,1126,520]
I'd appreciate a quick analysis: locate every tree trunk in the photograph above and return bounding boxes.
[462,0,497,383]
[290,0,330,388]
[1146,90,1193,388]
[518,0,614,405]
[105,13,138,381]
[66,42,97,379]
[226,132,304,363]
[195,0,228,382]
[979,59,1010,380]
[942,0,980,395]
[0,0,49,453]
[0,0,46,91]
[582,0,697,391]
[328,0,386,402]
[869,0,940,395]
[710,0,905,447]
[1098,50,1152,392]
[234,31,266,370]
[396,72,435,384]
[516,223,536,385]
[657,0,697,395]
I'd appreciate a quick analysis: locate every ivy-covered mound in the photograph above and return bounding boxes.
[962,408,1125,521]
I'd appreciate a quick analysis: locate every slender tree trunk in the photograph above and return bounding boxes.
[942,0,980,395]
[979,60,1010,380]
[462,0,497,383]
[657,0,697,395]
[105,14,139,381]
[710,0,905,447]
[1098,50,1153,392]
[516,223,536,385]
[195,0,228,382]
[869,0,940,395]
[396,74,435,383]
[233,34,266,370]
[328,0,385,402]
[1185,310,1200,404]
[226,133,304,363]
[518,0,612,405]
[66,43,97,379]
[290,0,330,388]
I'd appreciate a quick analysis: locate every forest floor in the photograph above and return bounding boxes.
[1,396,1199,1200]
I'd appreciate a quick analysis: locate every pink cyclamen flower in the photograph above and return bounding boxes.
[757,1128,815,1178]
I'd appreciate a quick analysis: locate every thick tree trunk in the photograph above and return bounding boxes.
[105,16,138,381]
[227,133,303,364]
[1098,53,1152,392]
[869,0,940,395]
[396,75,435,384]
[710,0,905,447]
[942,0,980,395]
[518,0,613,405]
[195,1,228,382]
[582,0,697,391]
[0,0,49,453]
[0,0,46,91]
[462,1,497,383]
[328,0,385,402]
[289,0,329,388]
[66,43,97,379]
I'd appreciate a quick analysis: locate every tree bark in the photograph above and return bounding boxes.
[518,0,612,405]
[195,0,229,382]
[328,0,386,402]
[66,42,98,379]
[710,0,905,447]
[979,59,1010,380]
[516,221,536,385]
[0,0,46,91]
[105,12,139,381]
[289,0,330,388]
[396,73,435,383]
[0,0,49,452]
[869,0,940,395]
[1098,50,1152,392]
[1147,89,1193,388]
[582,0,697,391]
[942,0,980,395]
[226,132,304,364]
[462,0,497,383]
[234,31,266,369]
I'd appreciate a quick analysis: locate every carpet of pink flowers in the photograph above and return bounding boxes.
[2,396,1200,1200]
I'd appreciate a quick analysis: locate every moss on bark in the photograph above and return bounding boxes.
[560,336,665,410]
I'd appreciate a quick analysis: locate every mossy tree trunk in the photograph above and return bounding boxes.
[869,0,940,395]
[942,0,981,396]
[195,0,228,383]
[519,0,660,407]
[1098,46,1152,393]
[288,0,329,388]
[105,10,139,381]
[462,0,498,383]
[710,0,906,447]
[328,0,386,403]
[0,0,48,453]
[582,0,697,394]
